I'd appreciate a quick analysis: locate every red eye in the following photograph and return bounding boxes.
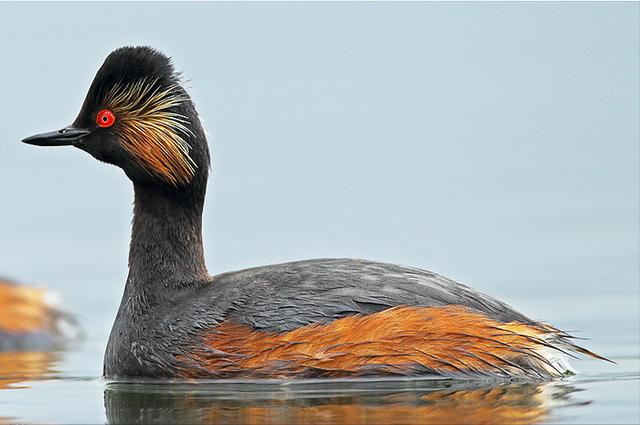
[96,109,115,128]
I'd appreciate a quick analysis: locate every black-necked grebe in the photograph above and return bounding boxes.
[0,277,76,351]
[22,46,607,380]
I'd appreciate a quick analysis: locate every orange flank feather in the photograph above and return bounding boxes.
[178,305,593,380]
[0,279,78,350]
[0,280,50,334]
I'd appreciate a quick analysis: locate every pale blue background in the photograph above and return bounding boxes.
[0,3,638,423]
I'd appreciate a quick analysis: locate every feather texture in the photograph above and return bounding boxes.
[102,77,196,186]
[177,304,600,380]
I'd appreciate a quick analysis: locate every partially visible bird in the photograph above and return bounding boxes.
[0,277,77,351]
[22,46,609,381]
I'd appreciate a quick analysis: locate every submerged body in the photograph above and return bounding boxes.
[22,46,605,381]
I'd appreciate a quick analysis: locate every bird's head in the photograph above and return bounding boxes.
[22,46,209,192]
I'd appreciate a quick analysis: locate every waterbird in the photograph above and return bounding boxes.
[0,277,77,351]
[22,46,608,380]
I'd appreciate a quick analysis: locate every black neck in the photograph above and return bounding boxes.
[125,183,209,301]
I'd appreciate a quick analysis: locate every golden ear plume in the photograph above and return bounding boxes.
[103,77,197,186]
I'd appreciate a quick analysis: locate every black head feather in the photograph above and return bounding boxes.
[70,46,210,193]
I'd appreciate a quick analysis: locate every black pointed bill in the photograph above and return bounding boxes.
[22,127,91,147]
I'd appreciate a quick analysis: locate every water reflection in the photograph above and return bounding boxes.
[105,379,589,425]
[0,350,58,390]
[0,350,60,424]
